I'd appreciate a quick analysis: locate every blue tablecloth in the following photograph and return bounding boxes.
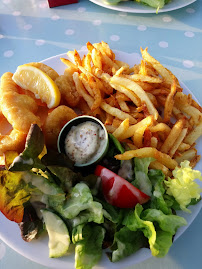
[0,0,202,268]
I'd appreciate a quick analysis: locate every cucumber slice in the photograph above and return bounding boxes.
[41,209,70,258]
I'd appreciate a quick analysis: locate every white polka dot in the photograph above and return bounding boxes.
[39,2,48,8]
[0,242,6,260]
[159,41,168,48]
[35,39,45,46]
[12,11,21,16]
[65,29,74,35]
[51,15,60,21]
[77,7,86,12]
[3,0,11,3]
[110,35,120,41]
[4,50,14,57]
[163,16,172,22]
[184,31,195,38]
[183,60,194,68]
[118,12,127,17]
[0,34,4,39]
[92,20,102,26]
[186,7,195,13]
[24,24,32,30]
[137,25,147,31]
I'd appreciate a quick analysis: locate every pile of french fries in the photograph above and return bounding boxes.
[61,41,202,176]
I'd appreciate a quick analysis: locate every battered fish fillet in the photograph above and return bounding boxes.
[27,62,59,81]
[55,75,80,107]
[43,105,77,149]
[0,129,26,155]
[0,72,41,133]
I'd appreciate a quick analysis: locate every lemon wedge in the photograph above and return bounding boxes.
[12,64,61,108]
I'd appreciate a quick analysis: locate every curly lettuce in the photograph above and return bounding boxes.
[165,161,202,212]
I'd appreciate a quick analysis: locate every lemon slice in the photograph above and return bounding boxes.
[12,64,61,108]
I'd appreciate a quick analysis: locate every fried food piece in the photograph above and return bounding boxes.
[0,129,26,155]
[55,75,80,107]
[27,62,59,81]
[0,72,41,133]
[43,105,77,149]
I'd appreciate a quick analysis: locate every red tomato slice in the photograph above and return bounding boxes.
[95,165,150,208]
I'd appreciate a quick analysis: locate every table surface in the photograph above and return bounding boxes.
[0,0,202,269]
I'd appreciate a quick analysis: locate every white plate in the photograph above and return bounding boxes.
[0,50,202,269]
[89,0,197,13]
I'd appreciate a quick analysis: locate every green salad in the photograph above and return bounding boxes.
[104,0,171,10]
[0,124,202,269]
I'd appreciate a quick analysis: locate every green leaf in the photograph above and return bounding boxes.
[111,227,147,262]
[132,157,154,196]
[9,124,45,172]
[142,208,187,235]
[57,183,104,224]
[72,224,105,269]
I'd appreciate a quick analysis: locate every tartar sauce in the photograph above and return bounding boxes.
[65,121,106,165]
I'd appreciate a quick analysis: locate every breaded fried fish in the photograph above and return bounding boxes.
[0,72,41,133]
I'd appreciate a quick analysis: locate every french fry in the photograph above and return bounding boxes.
[184,121,202,145]
[92,48,102,69]
[164,77,177,122]
[111,76,159,120]
[174,92,202,125]
[160,118,185,154]
[115,147,178,170]
[112,118,123,128]
[132,125,149,148]
[110,83,141,107]
[100,102,136,124]
[117,99,130,113]
[150,123,171,135]
[104,112,113,125]
[150,136,158,148]
[101,41,115,60]
[125,74,163,83]
[82,53,92,72]
[141,47,180,88]
[174,148,197,164]
[112,118,129,139]
[60,57,79,71]
[73,72,94,109]
[118,115,154,141]
[169,128,188,157]
[79,73,94,97]
[149,160,170,176]
[88,76,102,111]
[105,125,116,133]
[178,142,191,152]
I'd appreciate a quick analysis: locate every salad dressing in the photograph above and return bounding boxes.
[65,121,105,165]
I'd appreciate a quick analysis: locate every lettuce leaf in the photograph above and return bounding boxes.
[148,169,172,215]
[57,183,104,224]
[123,203,186,257]
[72,224,105,269]
[165,160,202,212]
[0,170,31,223]
[110,227,147,262]
[9,124,46,172]
[133,157,154,196]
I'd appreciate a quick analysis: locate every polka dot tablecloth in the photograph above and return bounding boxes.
[0,0,202,269]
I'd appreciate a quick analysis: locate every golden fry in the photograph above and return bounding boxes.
[115,147,178,170]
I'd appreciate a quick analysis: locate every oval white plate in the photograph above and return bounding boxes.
[89,0,196,13]
[0,50,202,269]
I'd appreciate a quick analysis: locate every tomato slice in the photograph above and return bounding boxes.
[95,165,150,208]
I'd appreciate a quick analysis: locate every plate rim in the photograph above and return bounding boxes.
[89,0,197,14]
